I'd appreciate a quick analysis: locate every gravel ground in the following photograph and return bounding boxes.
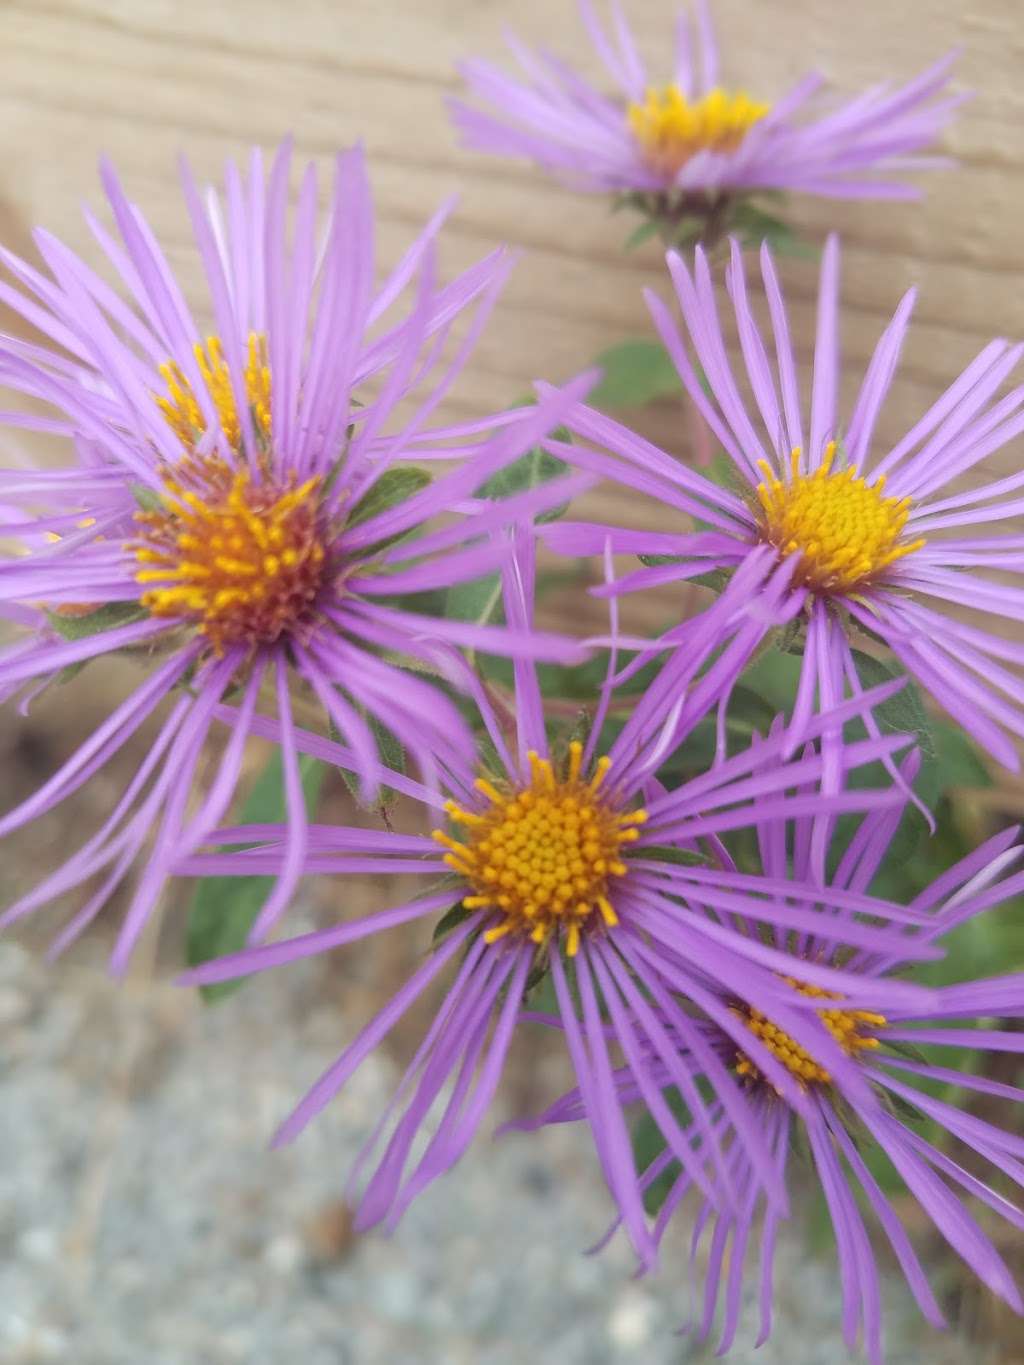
[0,933,994,1365]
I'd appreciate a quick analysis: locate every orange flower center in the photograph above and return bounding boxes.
[755,444,925,593]
[158,333,271,451]
[627,85,769,177]
[735,978,887,1087]
[432,743,647,956]
[133,456,326,652]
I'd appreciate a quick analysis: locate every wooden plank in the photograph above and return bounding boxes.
[0,1,1020,640]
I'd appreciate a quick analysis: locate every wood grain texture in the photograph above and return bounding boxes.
[0,0,1021,636]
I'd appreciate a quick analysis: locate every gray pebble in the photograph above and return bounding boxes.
[0,940,991,1365]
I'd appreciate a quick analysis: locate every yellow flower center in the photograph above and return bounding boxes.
[132,332,326,651]
[133,456,326,653]
[627,85,769,178]
[735,978,886,1087]
[158,333,271,451]
[432,743,647,957]
[755,444,925,594]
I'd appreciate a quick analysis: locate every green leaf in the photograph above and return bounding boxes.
[630,1088,694,1215]
[370,586,450,618]
[56,661,89,685]
[652,684,779,781]
[687,449,742,537]
[736,648,803,715]
[476,436,571,525]
[130,482,163,514]
[46,601,149,642]
[850,650,934,761]
[185,751,326,1003]
[346,466,432,530]
[335,712,406,809]
[445,571,504,630]
[479,648,663,704]
[729,202,818,259]
[623,219,663,251]
[637,553,689,568]
[632,845,714,868]
[636,554,730,595]
[930,717,993,790]
[588,339,682,410]
[444,423,574,633]
[701,448,740,491]
[431,901,474,946]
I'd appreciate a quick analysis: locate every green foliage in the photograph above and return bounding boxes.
[729,201,818,258]
[184,751,326,1003]
[431,901,474,946]
[334,712,407,809]
[369,587,450,618]
[630,1088,695,1215]
[345,466,433,557]
[701,448,741,490]
[445,571,505,632]
[46,601,149,642]
[476,431,572,525]
[444,421,574,637]
[480,648,662,703]
[849,649,935,761]
[612,188,813,257]
[130,482,163,514]
[635,553,730,595]
[634,845,715,869]
[857,866,1024,1198]
[587,339,681,410]
[622,219,663,251]
[738,645,936,772]
[45,600,153,687]
[630,625,1012,1217]
[346,466,432,530]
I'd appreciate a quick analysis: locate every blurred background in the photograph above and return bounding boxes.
[1,1,1022,1360]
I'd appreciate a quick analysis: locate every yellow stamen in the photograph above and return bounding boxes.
[755,443,925,594]
[132,456,326,653]
[158,333,271,450]
[436,743,646,957]
[627,85,769,178]
[734,977,887,1088]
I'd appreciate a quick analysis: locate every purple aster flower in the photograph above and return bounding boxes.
[526,757,1024,1363]
[0,142,595,970]
[451,0,959,216]
[178,532,935,1264]
[543,235,1024,784]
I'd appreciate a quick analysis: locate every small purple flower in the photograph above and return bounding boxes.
[179,535,934,1263]
[545,235,1024,777]
[527,761,1024,1362]
[0,143,593,970]
[658,786,1024,1359]
[452,0,960,203]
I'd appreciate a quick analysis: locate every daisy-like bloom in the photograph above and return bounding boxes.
[0,143,595,971]
[614,775,1024,1359]
[451,0,959,226]
[526,759,1024,1363]
[544,235,1024,783]
[178,534,938,1262]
